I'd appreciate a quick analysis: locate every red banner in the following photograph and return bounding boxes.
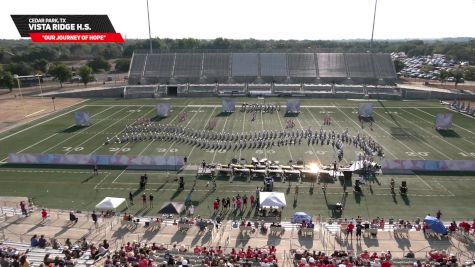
[29,32,124,43]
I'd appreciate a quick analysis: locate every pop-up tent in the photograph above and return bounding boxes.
[158,202,185,214]
[291,212,312,224]
[95,197,127,210]
[259,192,286,208]
[424,216,448,235]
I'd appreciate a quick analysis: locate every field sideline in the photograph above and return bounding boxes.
[0,98,474,220]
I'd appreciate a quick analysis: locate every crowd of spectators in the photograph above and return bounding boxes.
[103,241,279,267]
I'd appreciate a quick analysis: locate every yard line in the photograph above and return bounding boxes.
[333,105,397,159]
[186,107,217,162]
[417,108,475,137]
[41,106,123,154]
[275,110,294,161]
[399,109,470,154]
[211,114,229,163]
[112,168,128,184]
[65,106,141,155]
[294,113,322,164]
[109,107,158,156]
[445,107,475,121]
[372,110,451,160]
[413,173,433,191]
[25,109,46,117]
[238,111,246,160]
[434,180,454,196]
[163,107,203,157]
[317,107,349,164]
[6,106,114,159]
[259,110,267,159]
[137,106,188,156]
[94,172,112,189]
[0,100,87,140]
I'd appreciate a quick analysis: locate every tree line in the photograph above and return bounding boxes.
[0,38,474,90]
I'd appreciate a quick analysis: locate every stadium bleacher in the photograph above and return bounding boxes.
[259,53,288,82]
[174,54,203,82]
[231,53,259,81]
[203,53,230,82]
[372,53,397,81]
[345,53,376,81]
[129,52,397,87]
[317,53,348,82]
[287,53,318,79]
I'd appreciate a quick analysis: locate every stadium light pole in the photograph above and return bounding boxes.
[369,0,378,53]
[146,0,153,54]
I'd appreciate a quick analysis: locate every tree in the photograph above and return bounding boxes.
[32,59,49,74]
[453,71,464,86]
[463,67,475,81]
[393,59,405,73]
[49,64,72,88]
[78,65,93,87]
[114,59,131,72]
[439,69,449,84]
[0,69,14,92]
[87,57,111,72]
[6,62,33,76]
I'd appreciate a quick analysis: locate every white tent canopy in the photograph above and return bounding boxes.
[259,192,286,208]
[95,197,126,210]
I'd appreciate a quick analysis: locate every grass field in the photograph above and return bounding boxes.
[0,98,474,220]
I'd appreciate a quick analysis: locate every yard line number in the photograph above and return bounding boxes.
[305,150,328,155]
[62,146,84,152]
[156,148,179,153]
[458,152,475,158]
[406,152,429,157]
[109,147,131,152]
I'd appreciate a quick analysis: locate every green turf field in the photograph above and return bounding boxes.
[0,98,474,220]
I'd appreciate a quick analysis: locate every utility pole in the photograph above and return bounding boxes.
[146,0,153,54]
[369,0,378,53]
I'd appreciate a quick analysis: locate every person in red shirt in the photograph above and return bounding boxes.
[381,260,391,267]
[213,200,219,211]
[41,209,48,222]
[250,194,255,206]
[347,222,354,240]
[193,246,202,254]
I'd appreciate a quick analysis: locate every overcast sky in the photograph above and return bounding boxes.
[1,0,474,40]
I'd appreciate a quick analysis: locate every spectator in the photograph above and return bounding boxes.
[142,193,147,208]
[40,209,48,222]
[129,191,134,205]
[38,235,47,249]
[69,211,78,224]
[149,194,154,208]
[19,201,28,217]
[30,235,39,247]
[91,211,98,225]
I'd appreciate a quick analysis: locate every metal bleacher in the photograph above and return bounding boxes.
[317,53,348,81]
[129,52,397,86]
[174,54,203,80]
[345,53,376,80]
[259,53,288,81]
[287,53,318,79]
[372,53,397,80]
[231,53,259,78]
[203,53,230,81]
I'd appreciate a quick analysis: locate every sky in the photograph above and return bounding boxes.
[0,0,474,40]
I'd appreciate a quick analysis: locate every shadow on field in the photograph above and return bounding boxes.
[61,125,88,133]
[216,112,233,117]
[436,129,460,138]
[150,116,165,122]
[284,113,299,117]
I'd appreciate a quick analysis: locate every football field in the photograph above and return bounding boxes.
[0,98,474,220]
